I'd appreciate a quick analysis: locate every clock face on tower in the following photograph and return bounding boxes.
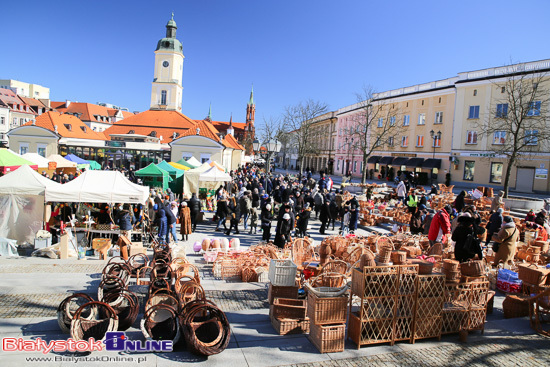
[162,61,169,67]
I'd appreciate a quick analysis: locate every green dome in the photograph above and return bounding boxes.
[167,19,177,28]
[156,37,183,52]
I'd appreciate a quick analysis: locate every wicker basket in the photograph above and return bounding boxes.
[411,259,433,275]
[444,269,461,283]
[307,291,348,325]
[391,251,407,264]
[271,298,306,319]
[377,246,392,264]
[308,323,345,353]
[502,294,531,319]
[460,260,485,277]
[268,283,299,305]
[517,264,550,286]
[270,315,310,335]
[443,259,459,272]
[268,259,297,286]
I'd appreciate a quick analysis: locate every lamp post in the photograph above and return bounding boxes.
[253,139,281,175]
[429,130,442,184]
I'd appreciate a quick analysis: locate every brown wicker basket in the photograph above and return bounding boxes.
[391,251,407,264]
[460,260,485,277]
[444,269,461,283]
[270,315,310,335]
[443,259,459,272]
[308,323,345,353]
[307,292,348,325]
[411,259,433,275]
[268,283,299,305]
[517,264,550,285]
[502,294,531,319]
[377,246,392,264]
[271,298,306,319]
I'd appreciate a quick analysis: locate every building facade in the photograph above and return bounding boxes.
[0,79,50,100]
[301,111,337,174]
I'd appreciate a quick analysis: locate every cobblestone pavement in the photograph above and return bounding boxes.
[0,263,105,273]
[285,334,550,367]
[0,288,269,318]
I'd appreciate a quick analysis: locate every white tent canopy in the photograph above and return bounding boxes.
[0,165,62,245]
[47,154,77,168]
[199,166,231,182]
[186,156,202,167]
[45,170,149,204]
[183,162,213,195]
[22,153,52,168]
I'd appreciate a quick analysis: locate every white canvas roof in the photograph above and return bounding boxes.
[47,154,77,168]
[45,170,149,204]
[199,166,231,182]
[0,164,62,196]
[186,156,202,167]
[183,162,213,195]
[22,153,52,168]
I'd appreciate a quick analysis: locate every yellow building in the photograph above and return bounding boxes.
[301,111,337,174]
[451,60,550,193]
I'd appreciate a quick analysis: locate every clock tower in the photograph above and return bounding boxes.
[150,14,184,111]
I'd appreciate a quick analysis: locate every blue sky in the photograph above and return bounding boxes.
[3,0,550,128]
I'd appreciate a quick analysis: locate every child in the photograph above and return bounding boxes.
[340,206,350,235]
[249,208,258,234]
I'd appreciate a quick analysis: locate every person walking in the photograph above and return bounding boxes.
[179,201,192,241]
[188,193,201,232]
[260,203,273,242]
[296,204,311,238]
[396,180,406,204]
[485,208,503,248]
[491,215,519,265]
[319,199,332,235]
[452,213,485,262]
[226,195,240,235]
[154,197,168,244]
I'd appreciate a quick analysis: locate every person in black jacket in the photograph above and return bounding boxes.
[329,198,339,231]
[319,199,332,234]
[274,212,292,248]
[486,208,503,247]
[260,203,273,241]
[296,204,311,238]
[452,213,485,262]
[115,204,134,232]
[187,193,201,231]
[454,191,467,213]
[225,196,240,235]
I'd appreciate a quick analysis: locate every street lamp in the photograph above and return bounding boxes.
[252,139,260,152]
[265,139,281,174]
[430,130,442,184]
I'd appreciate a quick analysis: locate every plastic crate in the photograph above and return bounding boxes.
[268,259,297,286]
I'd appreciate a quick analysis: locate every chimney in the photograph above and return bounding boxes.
[196,128,200,135]
[65,100,71,107]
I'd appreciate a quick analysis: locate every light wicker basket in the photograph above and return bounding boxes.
[308,323,345,353]
[268,259,297,286]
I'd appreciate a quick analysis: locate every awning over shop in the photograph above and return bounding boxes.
[378,156,394,165]
[367,155,382,164]
[422,158,442,169]
[406,157,425,167]
[392,157,410,166]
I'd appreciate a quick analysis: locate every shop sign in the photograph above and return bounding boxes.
[48,162,57,170]
[461,152,501,158]
[535,168,548,180]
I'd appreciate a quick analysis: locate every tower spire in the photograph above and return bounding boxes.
[229,113,233,127]
[206,103,212,121]
[248,84,254,105]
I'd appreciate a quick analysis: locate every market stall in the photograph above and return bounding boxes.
[47,154,77,174]
[0,165,62,245]
[156,160,185,194]
[182,162,214,195]
[186,156,202,167]
[134,163,173,190]
[168,161,191,171]
[176,159,197,169]
[64,154,90,170]
[45,170,149,204]
[209,161,226,172]
[86,160,102,170]
[22,153,52,170]
[0,148,38,174]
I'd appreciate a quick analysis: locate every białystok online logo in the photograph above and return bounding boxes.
[2,332,173,354]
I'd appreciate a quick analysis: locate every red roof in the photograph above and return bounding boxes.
[211,120,246,132]
[178,119,221,142]
[24,111,107,140]
[222,133,244,150]
[0,89,34,114]
[104,109,198,144]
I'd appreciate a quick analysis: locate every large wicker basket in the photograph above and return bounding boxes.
[268,259,297,286]
[460,260,485,277]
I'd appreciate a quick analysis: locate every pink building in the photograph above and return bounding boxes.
[334,102,369,178]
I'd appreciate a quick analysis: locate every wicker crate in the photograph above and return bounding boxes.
[503,294,530,319]
[309,323,345,353]
[418,274,445,298]
[414,317,442,340]
[394,317,414,342]
[307,291,348,325]
[442,303,468,334]
[270,315,310,335]
[268,259,297,286]
[517,264,550,286]
[268,283,299,305]
[271,298,306,319]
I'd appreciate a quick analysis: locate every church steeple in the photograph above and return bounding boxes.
[150,14,184,111]
[245,84,255,137]
[205,103,212,121]
[227,114,234,136]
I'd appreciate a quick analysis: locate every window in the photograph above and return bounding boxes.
[439,97,442,103]
[418,113,425,125]
[434,111,443,124]
[416,135,424,147]
[490,162,503,184]
[19,143,29,155]
[432,136,441,147]
[161,90,167,105]
[20,118,24,125]
[37,144,47,157]
[466,131,478,144]
[473,89,477,96]
[403,115,410,126]
[388,136,394,147]
[493,131,506,145]
[181,152,193,160]
[468,105,480,119]
[0,117,4,125]
[401,136,408,147]
[12,117,17,126]
[200,153,211,163]
[390,116,396,126]
[64,124,72,131]
[421,100,424,106]
[501,87,506,93]
[527,101,541,116]
[337,160,340,171]
[525,130,539,145]
[463,161,475,181]
[496,103,508,118]
[353,161,357,172]
[377,118,383,128]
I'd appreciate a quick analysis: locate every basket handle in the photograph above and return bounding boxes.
[74,301,118,320]
[144,303,177,320]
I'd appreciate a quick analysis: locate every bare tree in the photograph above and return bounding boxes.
[349,86,403,185]
[473,70,550,197]
[282,99,328,176]
[255,116,283,173]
